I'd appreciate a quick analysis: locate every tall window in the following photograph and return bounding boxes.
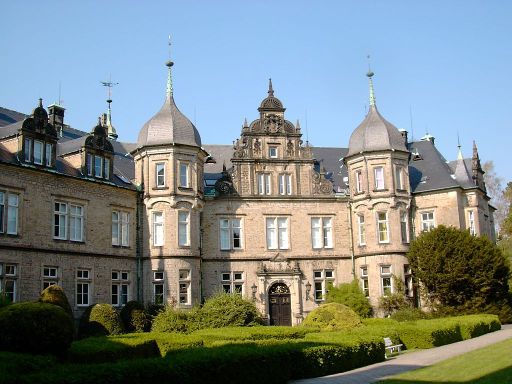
[395,166,404,190]
[153,212,164,246]
[179,162,189,188]
[94,155,103,178]
[374,166,385,190]
[76,269,90,306]
[357,214,366,246]
[54,202,83,241]
[155,163,165,187]
[377,212,389,243]
[257,173,271,195]
[311,217,333,249]
[421,211,435,232]
[24,138,32,162]
[178,211,190,247]
[0,263,17,302]
[278,174,292,195]
[0,192,19,235]
[153,271,165,305]
[178,269,191,305]
[468,210,476,236]
[220,218,242,250]
[33,140,43,165]
[266,217,288,249]
[45,143,53,167]
[221,271,244,295]
[355,170,363,193]
[380,265,392,296]
[400,211,409,243]
[360,266,369,297]
[111,270,129,307]
[313,269,335,301]
[42,266,58,290]
[104,158,110,179]
[112,211,130,246]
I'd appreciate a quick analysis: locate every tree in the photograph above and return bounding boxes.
[326,280,373,318]
[483,161,507,235]
[501,181,512,238]
[407,225,510,311]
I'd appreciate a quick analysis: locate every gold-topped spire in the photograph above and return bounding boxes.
[166,35,174,99]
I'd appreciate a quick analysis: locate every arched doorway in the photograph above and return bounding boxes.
[268,282,291,326]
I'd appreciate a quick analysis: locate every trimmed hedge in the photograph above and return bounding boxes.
[120,301,151,333]
[151,307,196,333]
[302,303,362,331]
[79,304,124,338]
[198,292,262,328]
[0,302,74,355]
[39,285,73,320]
[192,326,318,344]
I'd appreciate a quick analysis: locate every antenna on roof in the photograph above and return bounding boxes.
[305,108,309,144]
[58,81,63,105]
[457,131,463,160]
[100,75,119,140]
[166,34,174,98]
[409,106,414,142]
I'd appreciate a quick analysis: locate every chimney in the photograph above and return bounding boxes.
[48,104,65,137]
[399,129,408,146]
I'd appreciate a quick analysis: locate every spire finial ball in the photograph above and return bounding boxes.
[366,71,374,78]
[166,60,174,68]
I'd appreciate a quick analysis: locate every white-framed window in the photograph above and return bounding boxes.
[111,270,129,307]
[311,217,333,249]
[374,166,385,190]
[179,162,189,188]
[266,216,289,249]
[76,269,91,306]
[33,140,43,165]
[313,269,335,301]
[268,146,278,158]
[155,162,165,187]
[400,211,409,243]
[45,143,53,167]
[257,173,271,195]
[220,218,242,250]
[395,166,404,190]
[54,202,84,242]
[112,211,130,247]
[24,138,32,162]
[94,155,103,178]
[0,192,19,235]
[278,174,292,195]
[221,271,244,295]
[0,263,17,302]
[421,211,435,232]
[357,214,366,245]
[360,266,369,297]
[178,211,190,247]
[153,212,164,246]
[404,264,413,298]
[468,210,476,236]
[153,271,165,305]
[86,154,93,176]
[42,266,59,290]
[377,212,389,243]
[355,170,363,193]
[380,265,392,296]
[178,269,191,305]
[104,158,110,179]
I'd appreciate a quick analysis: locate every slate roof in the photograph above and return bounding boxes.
[0,107,26,127]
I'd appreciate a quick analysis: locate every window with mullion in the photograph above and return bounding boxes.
[279,174,292,195]
[220,218,242,250]
[377,212,389,243]
[178,269,191,305]
[76,269,90,306]
[155,163,165,187]
[54,202,68,239]
[374,166,385,190]
[33,140,43,165]
[69,204,84,242]
[178,211,190,247]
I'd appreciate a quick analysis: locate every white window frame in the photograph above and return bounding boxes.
[76,269,91,307]
[268,146,278,158]
[33,140,43,165]
[104,157,110,179]
[266,216,289,250]
[24,137,32,162]
[179,162,190,188]
[69,204,84,242]
[45,143,53,167]
[178,269,191,305]
[355,170,363,193]
[380,265,392,296]
[0,192,19,235]
[153,271,165,305]
[395,166,404,190]
[257,173,271,195]
[86,153,94,176]
[360,266,369,297]
[400,211,409,243]
[311,217,333,249]
[468,210,476,236]
[374,166,385,190]
[178,210,190,247]
[155,162,166,188]
[94,155,103,178]
[153,212,164,246]
[53,201,84,242]
[377,211,389,243]
[54,202,68,240]
[313,269,335,302]
[111,270,129,307]
[112,210,130,247]
[421,211,435,232]
[221,271,244,295]
[357,214,366,246]
[42,266,59,290]
[278,174,292,195]
[0,263,18,302]
[220,218,242,250]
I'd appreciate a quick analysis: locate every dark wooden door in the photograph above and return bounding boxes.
[269,283,291,326]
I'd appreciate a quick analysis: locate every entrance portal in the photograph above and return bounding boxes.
[268,282,291,326]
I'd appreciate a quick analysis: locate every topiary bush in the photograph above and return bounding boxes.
[120,301,151,333]
[0,302,74,355]
[198,292,262,329]
[302,303,362,331]
[79,304,124,338]
[326,280,373,318]
[390,307,431,322]
[151,307,197,333]
[39,285,74,320]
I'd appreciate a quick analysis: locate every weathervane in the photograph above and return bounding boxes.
[100,75,119,103]
[100,75,119,140]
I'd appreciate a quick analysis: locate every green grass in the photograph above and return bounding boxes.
[380,338,512,383]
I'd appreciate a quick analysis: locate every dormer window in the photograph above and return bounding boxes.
[45,144,53,166]
[85,153,112,180]
[24,138,32,162]
[33,140,43,165]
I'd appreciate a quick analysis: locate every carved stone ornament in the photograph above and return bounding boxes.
[214,166,234,195]
[269,283,290,294]
[253,138,261,154]
[264,114,283,134]
[312,170,334,195]
[233,138,246,159]
[286,140,294,157]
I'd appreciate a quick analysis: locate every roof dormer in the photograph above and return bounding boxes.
[82,117,114,180]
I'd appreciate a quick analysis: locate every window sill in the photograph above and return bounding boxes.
[396,188,407,193]
[53,238,85,244]
[378,242,390,245]
[178,186,193,191]
[358,244,366,248]
[373,188,389,192]
[152,186,169,190]
[220,248,244,252]
[112,244,131,249]
[354,191,365,196]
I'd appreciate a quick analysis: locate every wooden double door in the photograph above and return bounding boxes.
[268,283,291,326]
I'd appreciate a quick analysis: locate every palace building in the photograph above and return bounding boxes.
[0,61,495,325]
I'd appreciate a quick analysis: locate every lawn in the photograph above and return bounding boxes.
[380,338,512,383]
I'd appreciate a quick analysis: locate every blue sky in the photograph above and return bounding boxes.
[1,1,511,183]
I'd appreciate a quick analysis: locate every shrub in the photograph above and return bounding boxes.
[390,307,431,322]
[0,292,11,309]
[326,280,373,318]
[79,304,124,338]
[39,284,73,319]
[302,303,362,331]
[191,326,318,344]
[151,307,197,333]
[0,302,74,355]
[198,292,261,328]
[120,301,151,332]
[378,276,412,316]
